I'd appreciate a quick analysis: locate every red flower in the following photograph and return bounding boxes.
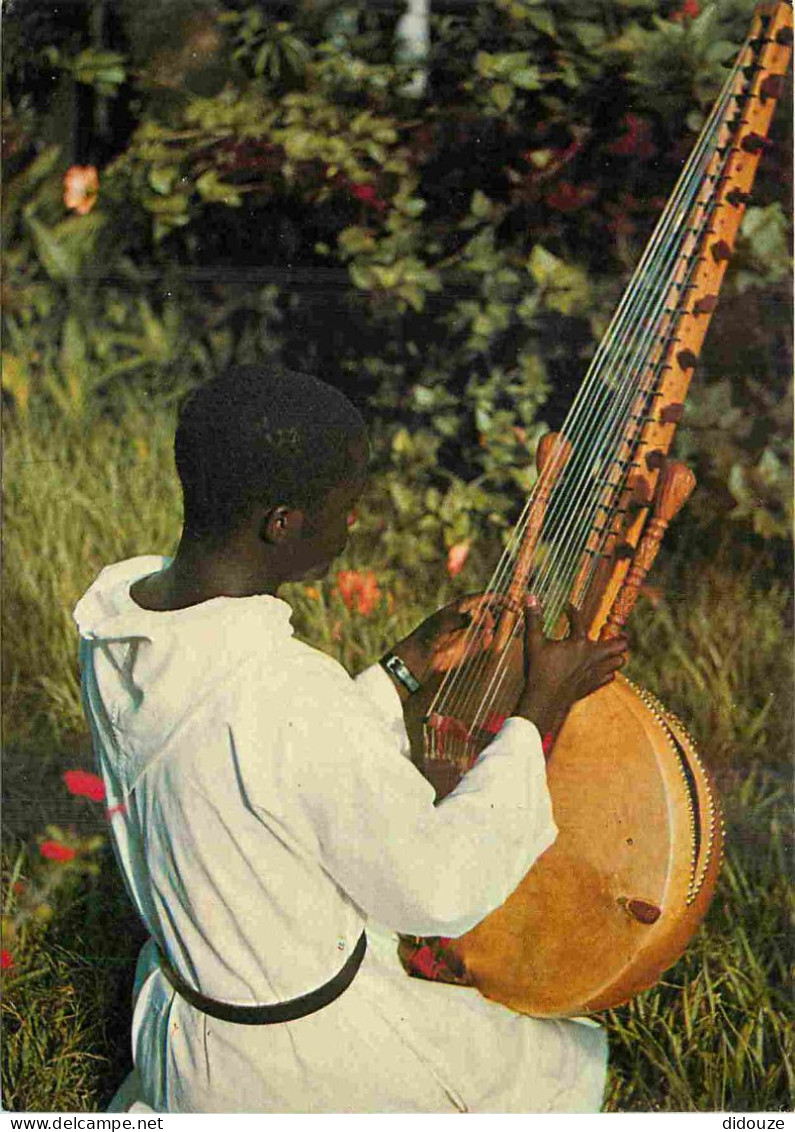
[446,542,470,578]
[542,732,555,757]
[1,951,13,971]
[63,165,99,215]
[350,182,387,211]
[40,841,77,864]
[63,769,106,803]
[545,182,597,213]
[336,570,381,616]
[670,0,699,21]
[608,115,657,160]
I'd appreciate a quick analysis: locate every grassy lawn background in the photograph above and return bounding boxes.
[2,399,792,1112]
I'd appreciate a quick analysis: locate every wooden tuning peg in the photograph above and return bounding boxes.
[653,460,696,526]
[602,461,696,639]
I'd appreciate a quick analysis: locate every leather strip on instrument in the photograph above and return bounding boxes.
[157,931,367,1025]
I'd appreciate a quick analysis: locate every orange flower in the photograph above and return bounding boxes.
[446,542,470,578]
[304,586,321,601]
[63,165,99,215]
[40,841,76,864]
[336,569,381,616]
[63,769,105,802]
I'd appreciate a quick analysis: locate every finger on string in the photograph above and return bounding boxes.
[567,601,589,640]
[523,594,543,679]
[459,593,497,628]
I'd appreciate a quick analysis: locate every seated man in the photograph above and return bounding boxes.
[75,364,626,1113]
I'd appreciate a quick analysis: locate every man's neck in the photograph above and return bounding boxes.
[131,537,279,612]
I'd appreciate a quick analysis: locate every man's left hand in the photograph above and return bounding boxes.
[390,593,497,686]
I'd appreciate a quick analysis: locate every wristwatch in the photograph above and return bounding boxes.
[380,652,422,695]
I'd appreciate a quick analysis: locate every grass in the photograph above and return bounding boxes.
[2,400,793,1112]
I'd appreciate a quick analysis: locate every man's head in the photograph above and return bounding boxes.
[175,365,369,582]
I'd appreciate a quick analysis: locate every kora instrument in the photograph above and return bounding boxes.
[399,1,792,1018]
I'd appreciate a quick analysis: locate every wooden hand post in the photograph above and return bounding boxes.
[601,461,696,641]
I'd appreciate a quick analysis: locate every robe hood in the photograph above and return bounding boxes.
[74,557,296,747]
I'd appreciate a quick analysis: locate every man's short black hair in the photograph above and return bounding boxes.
[175,365,368,539]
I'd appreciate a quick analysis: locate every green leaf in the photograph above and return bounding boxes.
[491,83,515,112]
[389,480,415,515]
[705,40,738,64]
[527,9,557,38]
[4,147,61,214]
[527,245,591,315]
[371,264,401,289]
[391,427,412,456]
[470,190,493,219]
[25,215,78,281]
[339,227,376,256]
[349,262,373,290]
[137,299,170,362]
[148,166,180,196]
[401,283,425,312]
[511,66,543,90]
[738,204,791,284]
[571,21,607,50]
[60,315,88,376]
[195,171,242,207]
[399,197,427,219]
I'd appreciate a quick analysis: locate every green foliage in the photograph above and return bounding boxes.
[43,46,128,98]
[3,403,181,742]
[2,846,143,1112]
[3,0,790,550]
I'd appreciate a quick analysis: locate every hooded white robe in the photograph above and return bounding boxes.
[75,556,607,1114]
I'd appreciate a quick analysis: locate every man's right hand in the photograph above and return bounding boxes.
[514,597,628,741]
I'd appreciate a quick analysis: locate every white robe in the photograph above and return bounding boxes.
[75,556,607,1113]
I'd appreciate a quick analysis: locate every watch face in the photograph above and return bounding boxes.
[385,655,421,693]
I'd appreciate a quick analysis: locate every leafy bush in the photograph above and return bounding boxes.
[3,0,792,556]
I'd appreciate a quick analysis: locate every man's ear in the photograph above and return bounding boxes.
[261,506,305,544]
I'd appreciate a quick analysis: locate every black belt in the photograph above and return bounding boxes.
[157,931,367,1026]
